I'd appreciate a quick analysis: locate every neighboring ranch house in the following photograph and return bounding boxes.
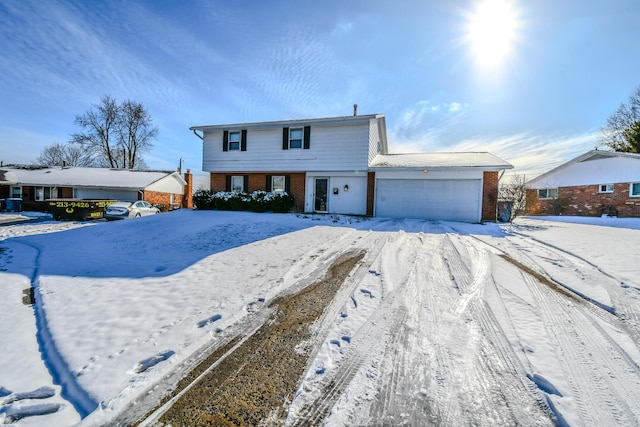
[526,150,640,217]
[0,166,191,212]
[191,114,513,222]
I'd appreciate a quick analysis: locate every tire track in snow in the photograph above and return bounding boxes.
[435,235,552,425]
[522,270,640,425]
[288,233,423,426]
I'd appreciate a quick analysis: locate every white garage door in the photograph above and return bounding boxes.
[375,179,482,222]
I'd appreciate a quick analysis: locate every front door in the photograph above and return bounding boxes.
[314,178,328,212]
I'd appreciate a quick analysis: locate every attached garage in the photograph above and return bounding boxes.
[375,178,482,222]
[369,153,513,223]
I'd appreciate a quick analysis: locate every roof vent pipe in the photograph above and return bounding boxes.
[353,104,358,116]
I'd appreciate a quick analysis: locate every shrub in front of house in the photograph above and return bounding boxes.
[193,189,216,210]
[269,192,294,213]
[193,190,294,213]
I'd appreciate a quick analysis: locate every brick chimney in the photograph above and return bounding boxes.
[183,169,193,209]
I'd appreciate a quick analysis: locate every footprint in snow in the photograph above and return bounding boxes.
[133,350,175,374]
[2,403,61,423]
[527,373,563,397]
[0,386,55,405]
[197,314,222,328]
[360,289,374,298]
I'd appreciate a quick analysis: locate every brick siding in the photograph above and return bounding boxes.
[526,183,640,217]
[210,172,306,212]
[143,190,183,210]
[482,171,499,221]
[182,169,193,209]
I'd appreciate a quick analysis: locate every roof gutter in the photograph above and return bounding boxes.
[192,129,203,140]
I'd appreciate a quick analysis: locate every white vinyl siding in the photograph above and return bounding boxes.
[203,122,370,172]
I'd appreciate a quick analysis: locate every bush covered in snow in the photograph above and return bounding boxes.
[193,189,294,213]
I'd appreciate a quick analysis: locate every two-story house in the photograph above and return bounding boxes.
[191,114,513,222]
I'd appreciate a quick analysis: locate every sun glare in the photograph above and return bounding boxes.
[466,0,520,67]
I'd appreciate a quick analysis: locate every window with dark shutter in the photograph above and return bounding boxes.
[241,129,247,151]
[303,126,310,149]
[282,127,289,150]
[266,175,273,192]
[225,175,231,191]
[285,175,291,193]
[243,175,249,192]
[223,131,229,152]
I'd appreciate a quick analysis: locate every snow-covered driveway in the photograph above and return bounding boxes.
[0,211,639,426]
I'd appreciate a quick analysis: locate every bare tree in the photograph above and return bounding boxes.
[34,142,94,167]
[598,85,640,153]
[498,174,528,221]
[70,96,157,169]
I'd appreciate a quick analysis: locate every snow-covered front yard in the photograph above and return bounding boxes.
[1,211,639,426]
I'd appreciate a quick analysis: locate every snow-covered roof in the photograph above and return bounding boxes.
[369,152,513,170]
[527,150,640,187]
[0,166,185,189]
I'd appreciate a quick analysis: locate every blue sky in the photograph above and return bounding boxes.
[1,0,639,183]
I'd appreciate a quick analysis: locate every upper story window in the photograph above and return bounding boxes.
[223,130,247,152]
[289,128,303,149]
[228,131,241,150]
[631,182,640,197]
[599,184,614,193]
[282,126,310,150]
[537,188,558,199]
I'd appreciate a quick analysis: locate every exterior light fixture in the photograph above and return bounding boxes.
[344,185,349,192]
[422,169,429,174]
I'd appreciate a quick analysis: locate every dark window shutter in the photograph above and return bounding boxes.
[303,126,311,149]
[241,129,247,151]
[266,175,272,192]
[225,175,231,191]
[285,175,291,194]
[223,131,229,152]
[282,127,289,150]
[243,175,249,192]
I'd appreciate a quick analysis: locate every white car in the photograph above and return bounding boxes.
[104,201,160,220]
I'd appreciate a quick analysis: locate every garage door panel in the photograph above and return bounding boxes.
[375,179,481,222]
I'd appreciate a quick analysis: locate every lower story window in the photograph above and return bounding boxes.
[10,186,21,198]
[271,176,286,193]
[35,186,58,201]
[231,176,244,192]
[599,184,614,193]
[631,182,640,197]
[538,188,558,199]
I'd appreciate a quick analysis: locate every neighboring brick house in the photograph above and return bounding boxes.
[526,150,640,217]
[191,114,513,222]
[0,166,192,212]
